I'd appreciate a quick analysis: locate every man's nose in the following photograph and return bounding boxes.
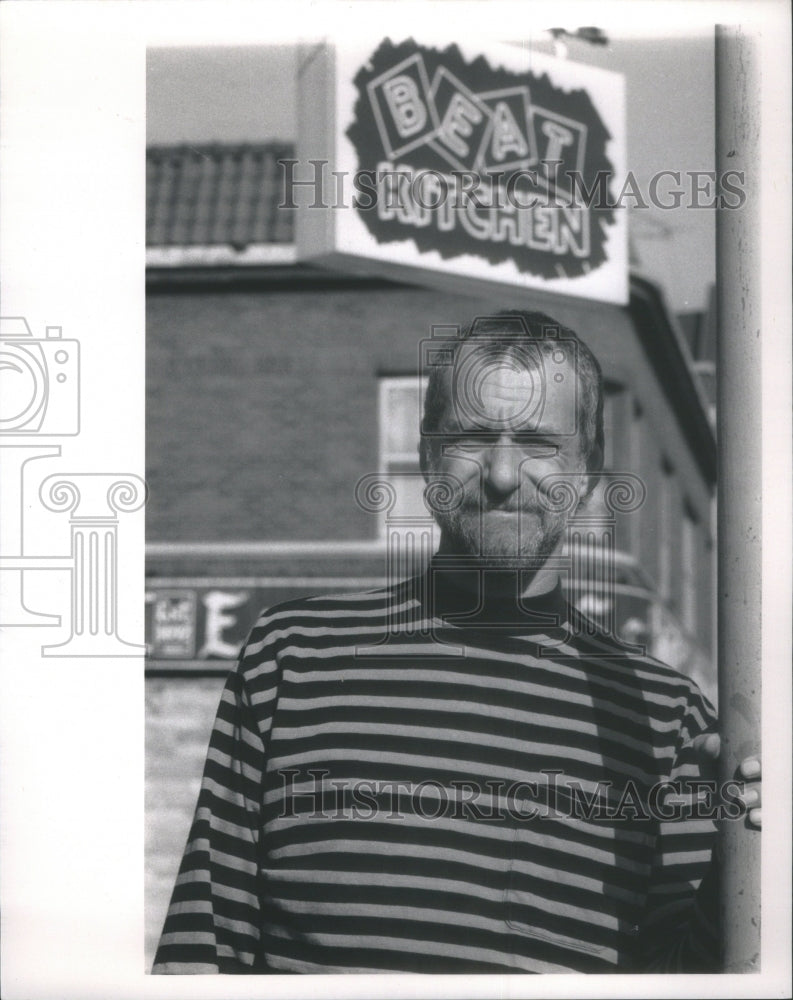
[484,440,522,496]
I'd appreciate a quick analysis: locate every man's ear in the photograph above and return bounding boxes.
[579,443,603,504]
[419,436,431,484]
[579,474,596,506]
[588,441,604,475]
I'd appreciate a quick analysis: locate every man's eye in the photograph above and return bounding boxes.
[444,434,559,455]
[450,438,486,451]
[448,435,491,451]
[513,437,559,456]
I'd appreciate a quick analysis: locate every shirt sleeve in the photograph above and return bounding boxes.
[152,664,268,974]
[633,692,722,972]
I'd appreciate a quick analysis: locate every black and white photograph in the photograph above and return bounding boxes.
[0,2,791,997]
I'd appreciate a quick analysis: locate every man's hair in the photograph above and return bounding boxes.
[421,310,604,472]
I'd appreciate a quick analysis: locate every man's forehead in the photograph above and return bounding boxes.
[468,363,540,420]
[477,364,535,399]
[442,353,529,417]
[431,342,582,439]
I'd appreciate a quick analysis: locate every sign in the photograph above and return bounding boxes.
[295,33,627,304]
[144,581,378,666]
[146,586,263,664]
[148,590,197,659]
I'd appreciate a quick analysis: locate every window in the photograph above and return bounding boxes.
[379,376,425,472]
[377,376,433,542]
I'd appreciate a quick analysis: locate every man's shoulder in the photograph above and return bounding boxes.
[237,576,418,652]
[254,577,415,623]
[563,603,716,714]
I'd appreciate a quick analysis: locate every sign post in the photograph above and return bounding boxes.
[715,23,761,972]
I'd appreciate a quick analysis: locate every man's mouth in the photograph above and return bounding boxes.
[479,503,544,516]
[452,496,547,518]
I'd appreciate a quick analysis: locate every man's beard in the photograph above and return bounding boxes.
[434,494,568,569]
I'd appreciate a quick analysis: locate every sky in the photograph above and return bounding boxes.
[147,30,716,312]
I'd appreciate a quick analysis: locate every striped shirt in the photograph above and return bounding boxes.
[153,570,720,974]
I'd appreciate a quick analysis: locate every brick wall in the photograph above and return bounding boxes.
[146,283,714,550]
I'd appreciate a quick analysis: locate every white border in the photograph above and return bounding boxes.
[0,2,790,998]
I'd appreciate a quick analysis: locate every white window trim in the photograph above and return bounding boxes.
[377,375,429,540]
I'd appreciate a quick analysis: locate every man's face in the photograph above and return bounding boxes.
[423,349,590,567]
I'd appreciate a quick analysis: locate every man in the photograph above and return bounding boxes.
[153,310,760,974]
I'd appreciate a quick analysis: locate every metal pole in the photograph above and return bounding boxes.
[715,23,761,973]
